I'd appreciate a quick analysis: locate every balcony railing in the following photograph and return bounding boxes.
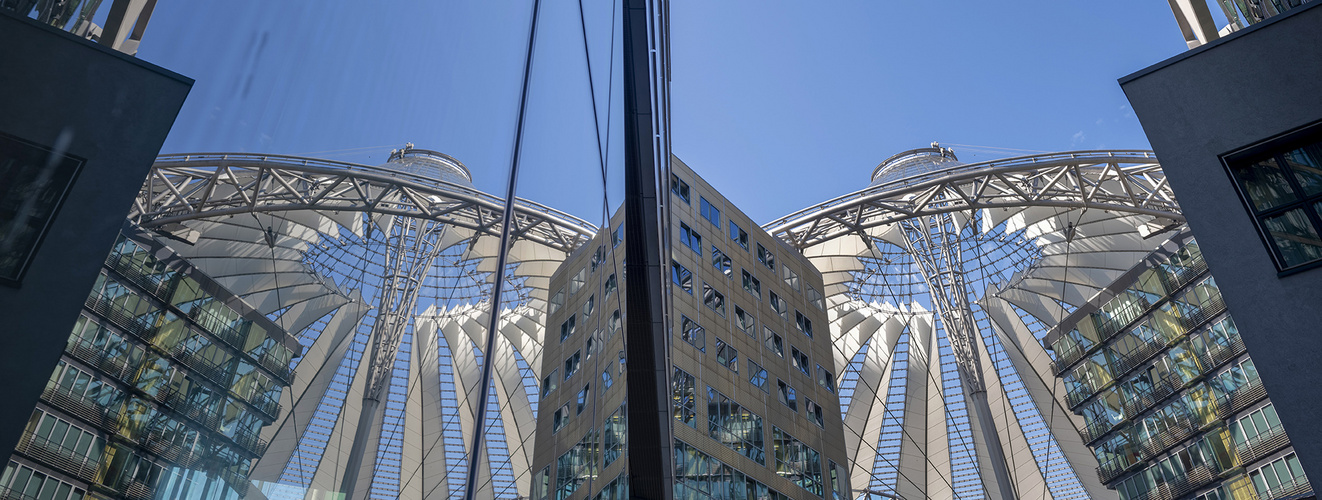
[13,431,101,482]
[1237,424,1291,467]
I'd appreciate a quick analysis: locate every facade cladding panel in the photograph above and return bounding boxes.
[529,157,851,500]
[1046,231,1312,500]
[1120,1,1322,487]
[2,225,299,500]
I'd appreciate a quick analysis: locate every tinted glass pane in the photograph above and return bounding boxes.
[1233,158,1297,211]
[1263,207,1322,267]
[1284,142,1322,196]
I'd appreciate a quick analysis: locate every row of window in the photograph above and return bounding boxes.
[676,315,836,404]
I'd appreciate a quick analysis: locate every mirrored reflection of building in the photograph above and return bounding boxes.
[1048,233,1313,500]
[1,0,159,55]
[529,157,852,500]
[1165,0,1315,48]
[2,225,299,500]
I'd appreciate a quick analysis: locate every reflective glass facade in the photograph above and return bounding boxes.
[1049,235,1313,500]
[530,157,850,500]
[3,227,298,500]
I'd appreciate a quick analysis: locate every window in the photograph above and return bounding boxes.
[749,360,768,391]
[729,221,749,250]
[702,282,726,317]
[550,288,564,315]
[556,430,596,500]
[756,243,776,271]
[602,369,613,392]
[1249,453,1307,498]
[673,366,697,427]
[541,370,559,397]
[715,338,739,372]
[1233,403,1283,448]
[740,269,761,298]
[618,350,626,375]
[612,224,624,247]
[679,222,702,254]
[553,404,570,433]
[576,385,589,414]
[671,260,693,294]
[808,285,824,310]
[1225,129,1322,270]
[603,405,627,467]
[782,265,800,292]
[570,267,586,295]
[564,350,581,380]
[710,245,732,277]
[707,386,766,465]
[671,173,691,204]
[680,315,705,351]
[795,310,814,338]
[582,294,595,318]
[604,273,617,299]
[700,197,721,227]
[817,364,836,393]
[765,327,784,357]
[585,330,600,360]
[734,306,755,336]
[607,309,622,338]
[590,245,605,272]
[777,379,797,411]
[770,292,789,320]
[535,467,550,500]
[791,346,811,376]
[559,314,577,343]
[772,427,823,496]
[805,399,824,428]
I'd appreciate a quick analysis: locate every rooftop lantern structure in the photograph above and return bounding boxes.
[129,146,596,500]
[766,145,1183,500]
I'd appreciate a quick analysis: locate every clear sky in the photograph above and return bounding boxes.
[137,1,1196,228]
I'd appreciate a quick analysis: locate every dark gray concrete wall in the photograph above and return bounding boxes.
[0,13,191,457]
[1120,2,1322,481]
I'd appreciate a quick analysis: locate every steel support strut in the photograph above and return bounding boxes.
[899,213,1018,500]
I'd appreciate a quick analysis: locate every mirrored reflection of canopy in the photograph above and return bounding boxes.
[766,149,1184,500]
[128,150,596,499]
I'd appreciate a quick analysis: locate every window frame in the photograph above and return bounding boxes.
[1221,120,1322,275]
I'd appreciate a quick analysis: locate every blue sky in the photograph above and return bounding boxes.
[138,1,1194,227]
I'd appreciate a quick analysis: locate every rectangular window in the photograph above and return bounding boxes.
[710,245,732,277]
[680,315,705,352]
[603,405,627,467]
[700,197,721,227]
[604,273,617,298]
[808,285,825,310]
[772,427,823,496]
[673,366,697,427]
[559,314,577,343]
[734,306,755,336]
[671,174,691,204]
[679,222,702,254]
[612,225,624,247]
[564,350,581,380]
[741,269,761,298]
[749,360,768,391]
[553,404,570,433]
[671,260,693,294]
[777,379,797,412]
[570,267,586,295]
[729,221,749,250]
[756,243,776,271]
[550,288,564,315]
[715,338,739,372]
[703,282,726,317]
[791,346,811,376]
[806,399,824,428]
[608,309,622,338]
[541,370,559,397]
[770,292,789,320]
[1224,128,1322,271]
[582,294,595,318]
[536,467,550,500]
[765,327,784,357]
[817,364,836,393]
[796,310,814,338]
[782,265,800,292]
[590,245,604,273]
[707,386,766,465]
[602,369,613,392]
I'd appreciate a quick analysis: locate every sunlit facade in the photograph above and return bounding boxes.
[529,157,851,500]
[1051,234,1312,500]
[2,226,298,500]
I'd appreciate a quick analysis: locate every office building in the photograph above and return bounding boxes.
[1048,231,1312,500]
[529,157,852,500]
[3,225,299,500]
[1,0,160,54]
[1165,0,1314,49]
[1121,1,1322,488]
